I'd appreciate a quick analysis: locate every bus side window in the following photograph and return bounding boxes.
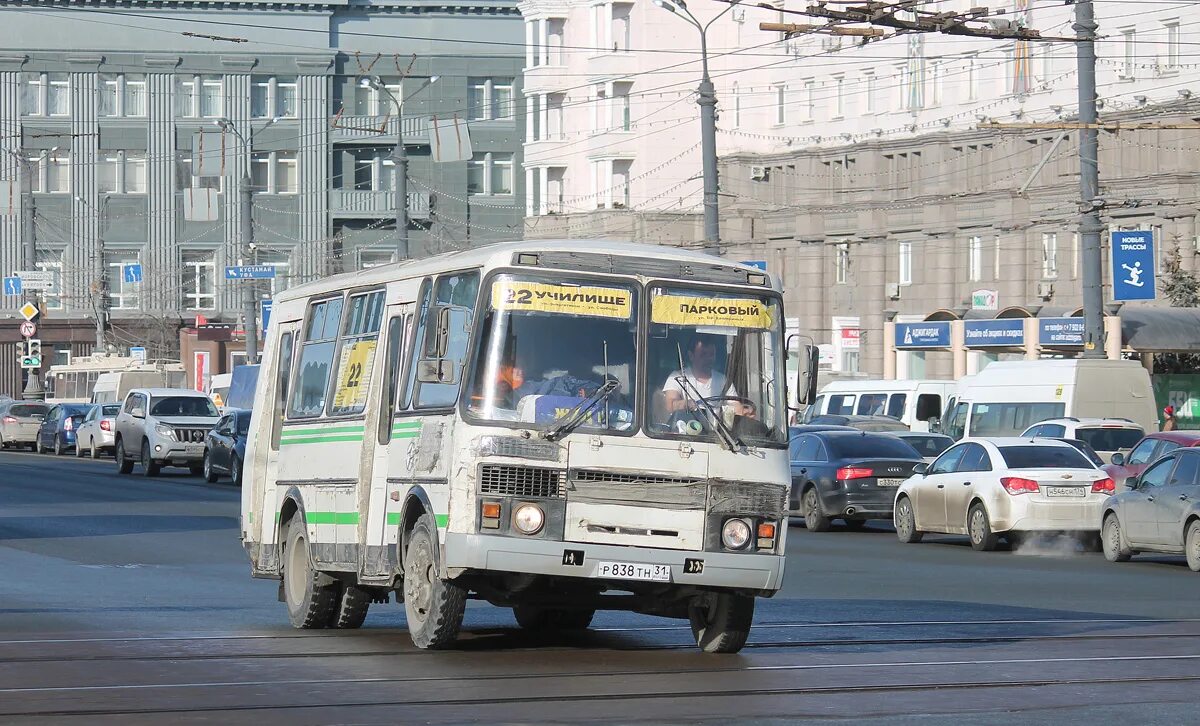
[378,315,406,444]
[414,271,480,410]
[886,393,907,419]
[400,280,433,410]
[916,393,941,421]
[270,332,294,451]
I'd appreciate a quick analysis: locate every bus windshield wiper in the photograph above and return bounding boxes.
[673,375,742,453]
[542,379,620,442]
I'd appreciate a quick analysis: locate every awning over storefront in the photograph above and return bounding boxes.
[1121,307,1200,353]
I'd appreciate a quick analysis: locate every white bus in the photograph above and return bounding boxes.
[46,355,185,405]
[242,240,794,653]
[801,379,954,432]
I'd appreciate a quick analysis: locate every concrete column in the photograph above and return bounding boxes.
[1105,315,1122,360]
[539,19,550,66]
[883,321,896,380]
[525,95,534,142]
[524,167,535,216]
[538,167,549,216]
[0,69,17,313]
[539,94,548,143]
[69,69,99,315]
[1023,317,1040,360]
[525,20,535,68]
[221,73,251,313]
[145,71,178,317]
[951,320,967,379]
[296,71,331,279]
[603,2,613,53]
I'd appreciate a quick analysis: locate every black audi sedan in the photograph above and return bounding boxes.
[788,430,925,531]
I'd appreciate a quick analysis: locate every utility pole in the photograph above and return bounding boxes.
[7,149,55,401]
[1074,0,1105,358]
[77,195,110,352]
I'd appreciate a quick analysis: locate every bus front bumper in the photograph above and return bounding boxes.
[443,533,785,592]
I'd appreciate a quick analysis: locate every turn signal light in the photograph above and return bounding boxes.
[481,501,502,529]
[836,467,874,481]
[1091,478,1116,494]
[757,523,776,539]
[1001,476,1040,495]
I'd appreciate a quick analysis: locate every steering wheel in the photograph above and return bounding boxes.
[667,395,758,435]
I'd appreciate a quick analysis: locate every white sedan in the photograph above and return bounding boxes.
[893,438,1115,551]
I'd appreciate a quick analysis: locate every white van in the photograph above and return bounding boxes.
[939,359,1156,440]
[802,379,954,432]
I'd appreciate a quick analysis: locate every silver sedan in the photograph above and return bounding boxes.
[74,403,122,459]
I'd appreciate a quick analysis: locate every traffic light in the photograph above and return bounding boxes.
[21,338,41,369]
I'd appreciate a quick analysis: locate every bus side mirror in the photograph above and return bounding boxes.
[416,359,456,385]
[788,335,819,409]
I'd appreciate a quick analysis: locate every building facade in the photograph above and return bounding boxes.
[714,0,1200,377]
[0,0,524,396]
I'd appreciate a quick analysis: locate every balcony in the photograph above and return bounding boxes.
[586,52,638,81]
[331,189,430,220]
[523,65,570,94]
[330,115,429,145]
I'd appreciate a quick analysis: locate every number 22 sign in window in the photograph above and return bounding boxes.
[331,340,377,414]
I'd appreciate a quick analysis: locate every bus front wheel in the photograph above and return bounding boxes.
[282,522,339,629]
[688,592,754,654]
[403,514,465,649]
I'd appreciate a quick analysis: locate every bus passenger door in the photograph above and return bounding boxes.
[254,322,298,555]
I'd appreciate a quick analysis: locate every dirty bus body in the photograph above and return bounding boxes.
[241,240,790,653]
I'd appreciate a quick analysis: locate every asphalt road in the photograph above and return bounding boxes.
[3,449,1200,724]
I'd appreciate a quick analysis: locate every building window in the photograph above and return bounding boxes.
[48,74,69,116]
[612,159,631,208]
[968,236,982,282]
[863,71,876,113]
[467,77,514,121]
[182,252,217,310]
[611,3,632,52]
[352,149,396,191]
[251,76,298,119]
[179,75,224,118]
[832,75,845,118]
[101,74,147,118]
[835,243,849,284]
[930,62,943,106]
[967,55,979,101]
[105,254,140,310]
[35,258,63,311]
[774,84,786,125]
[613,82,632,131]
[251,151,298,194]
[1042,232,1058,279]
[1165,22,1180,69]
[359,249,393,269]
[802,80,815,121]
[27,154,70,194]
[21,72,70,117]
[898,241,912,285]
[468,152,513,195]
[99,152,147,195]
[1121,29,1136,79]
[731,83,741,128]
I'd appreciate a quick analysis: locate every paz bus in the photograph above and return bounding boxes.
[241,240,802,653]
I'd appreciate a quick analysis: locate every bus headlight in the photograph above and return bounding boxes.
[721,518,752,550]
[512,503,545,535]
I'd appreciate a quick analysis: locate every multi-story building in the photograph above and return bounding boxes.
[0,0,523,395]
[517,0,773,243]
[716,0,1200,377]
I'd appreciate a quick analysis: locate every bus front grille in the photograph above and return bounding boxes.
[479,464,565,499]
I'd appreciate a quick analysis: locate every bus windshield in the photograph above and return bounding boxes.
[467,274,639,433]
[645,285,787,447]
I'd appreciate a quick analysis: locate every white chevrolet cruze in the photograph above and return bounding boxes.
[893,438,1115,551]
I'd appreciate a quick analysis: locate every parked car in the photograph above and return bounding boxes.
[893,438,1114,551]
[36,403,92,455]
[113,388,221,477]
[789,430,924,530]
[805,414,909,432]
[203,409,251,485]
[0,400,48,450]
[1105,431,1200,484]
[890,432,954,463]
[74,403,123,459]
[1102,448,1200,571]
[1020,417,1144,463]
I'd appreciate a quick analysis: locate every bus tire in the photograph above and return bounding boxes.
[513,606,595,631]
[282,522,338,629]
[403,514,465,649]
[115,439,134,474]
[688,592,754,654]
[328,583,371,629]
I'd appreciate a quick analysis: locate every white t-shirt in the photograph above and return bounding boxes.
[662,368,736,400]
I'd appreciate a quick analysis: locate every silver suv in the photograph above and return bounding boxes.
[114,388,221,477]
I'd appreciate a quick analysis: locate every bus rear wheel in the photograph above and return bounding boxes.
[513,606,595,631]
[403,514,465,649]
[688,592,754,654]
[282,522,338,629]
[328,583,372,629]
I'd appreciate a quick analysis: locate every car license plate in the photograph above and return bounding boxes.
[1046,486,1086,498]
[594,561,671,582]
[185,443,204,454]
[876,478,904,487]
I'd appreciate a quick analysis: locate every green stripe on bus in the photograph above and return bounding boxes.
[280,435,365,445]
[306,512,359,525]
[385,512,448,528]
[281,426,366,436]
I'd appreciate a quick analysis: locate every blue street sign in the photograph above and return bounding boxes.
[123,264,143,284]
[895,322,951,349]
[964,319,1025,348]
[2,276,21,296]
[1111,230,1156,301]
[1039,317,1085,347]
[225,265,276,280]
[129,346,146,362]
[741,260,768,271]
[260,299,273,332]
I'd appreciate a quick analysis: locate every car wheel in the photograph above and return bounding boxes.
[36,436,47,454]
[90,438,100,459]
[202,451,219,483]
[75,438,85,457]
[53,435,64,456]
[403,514,467,649]
[1103,513,1132,563]
[894,496,924,544]
[968,503,999,552]
[282,521,339,629]
[229,455,243,487]
[802,487,831,532]
[115,439,134,474]
[1186,520,1200,573]
[688,591,754,654]
[141,439,161,477]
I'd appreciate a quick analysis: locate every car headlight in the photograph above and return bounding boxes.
[512,503,545,535]
[154,423,176,440]
[721,518,752,550]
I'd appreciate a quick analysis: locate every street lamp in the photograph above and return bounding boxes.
[212,116,280,364]
[75,194,112,352]
[361,74,438,262]
[653,0,738,256]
